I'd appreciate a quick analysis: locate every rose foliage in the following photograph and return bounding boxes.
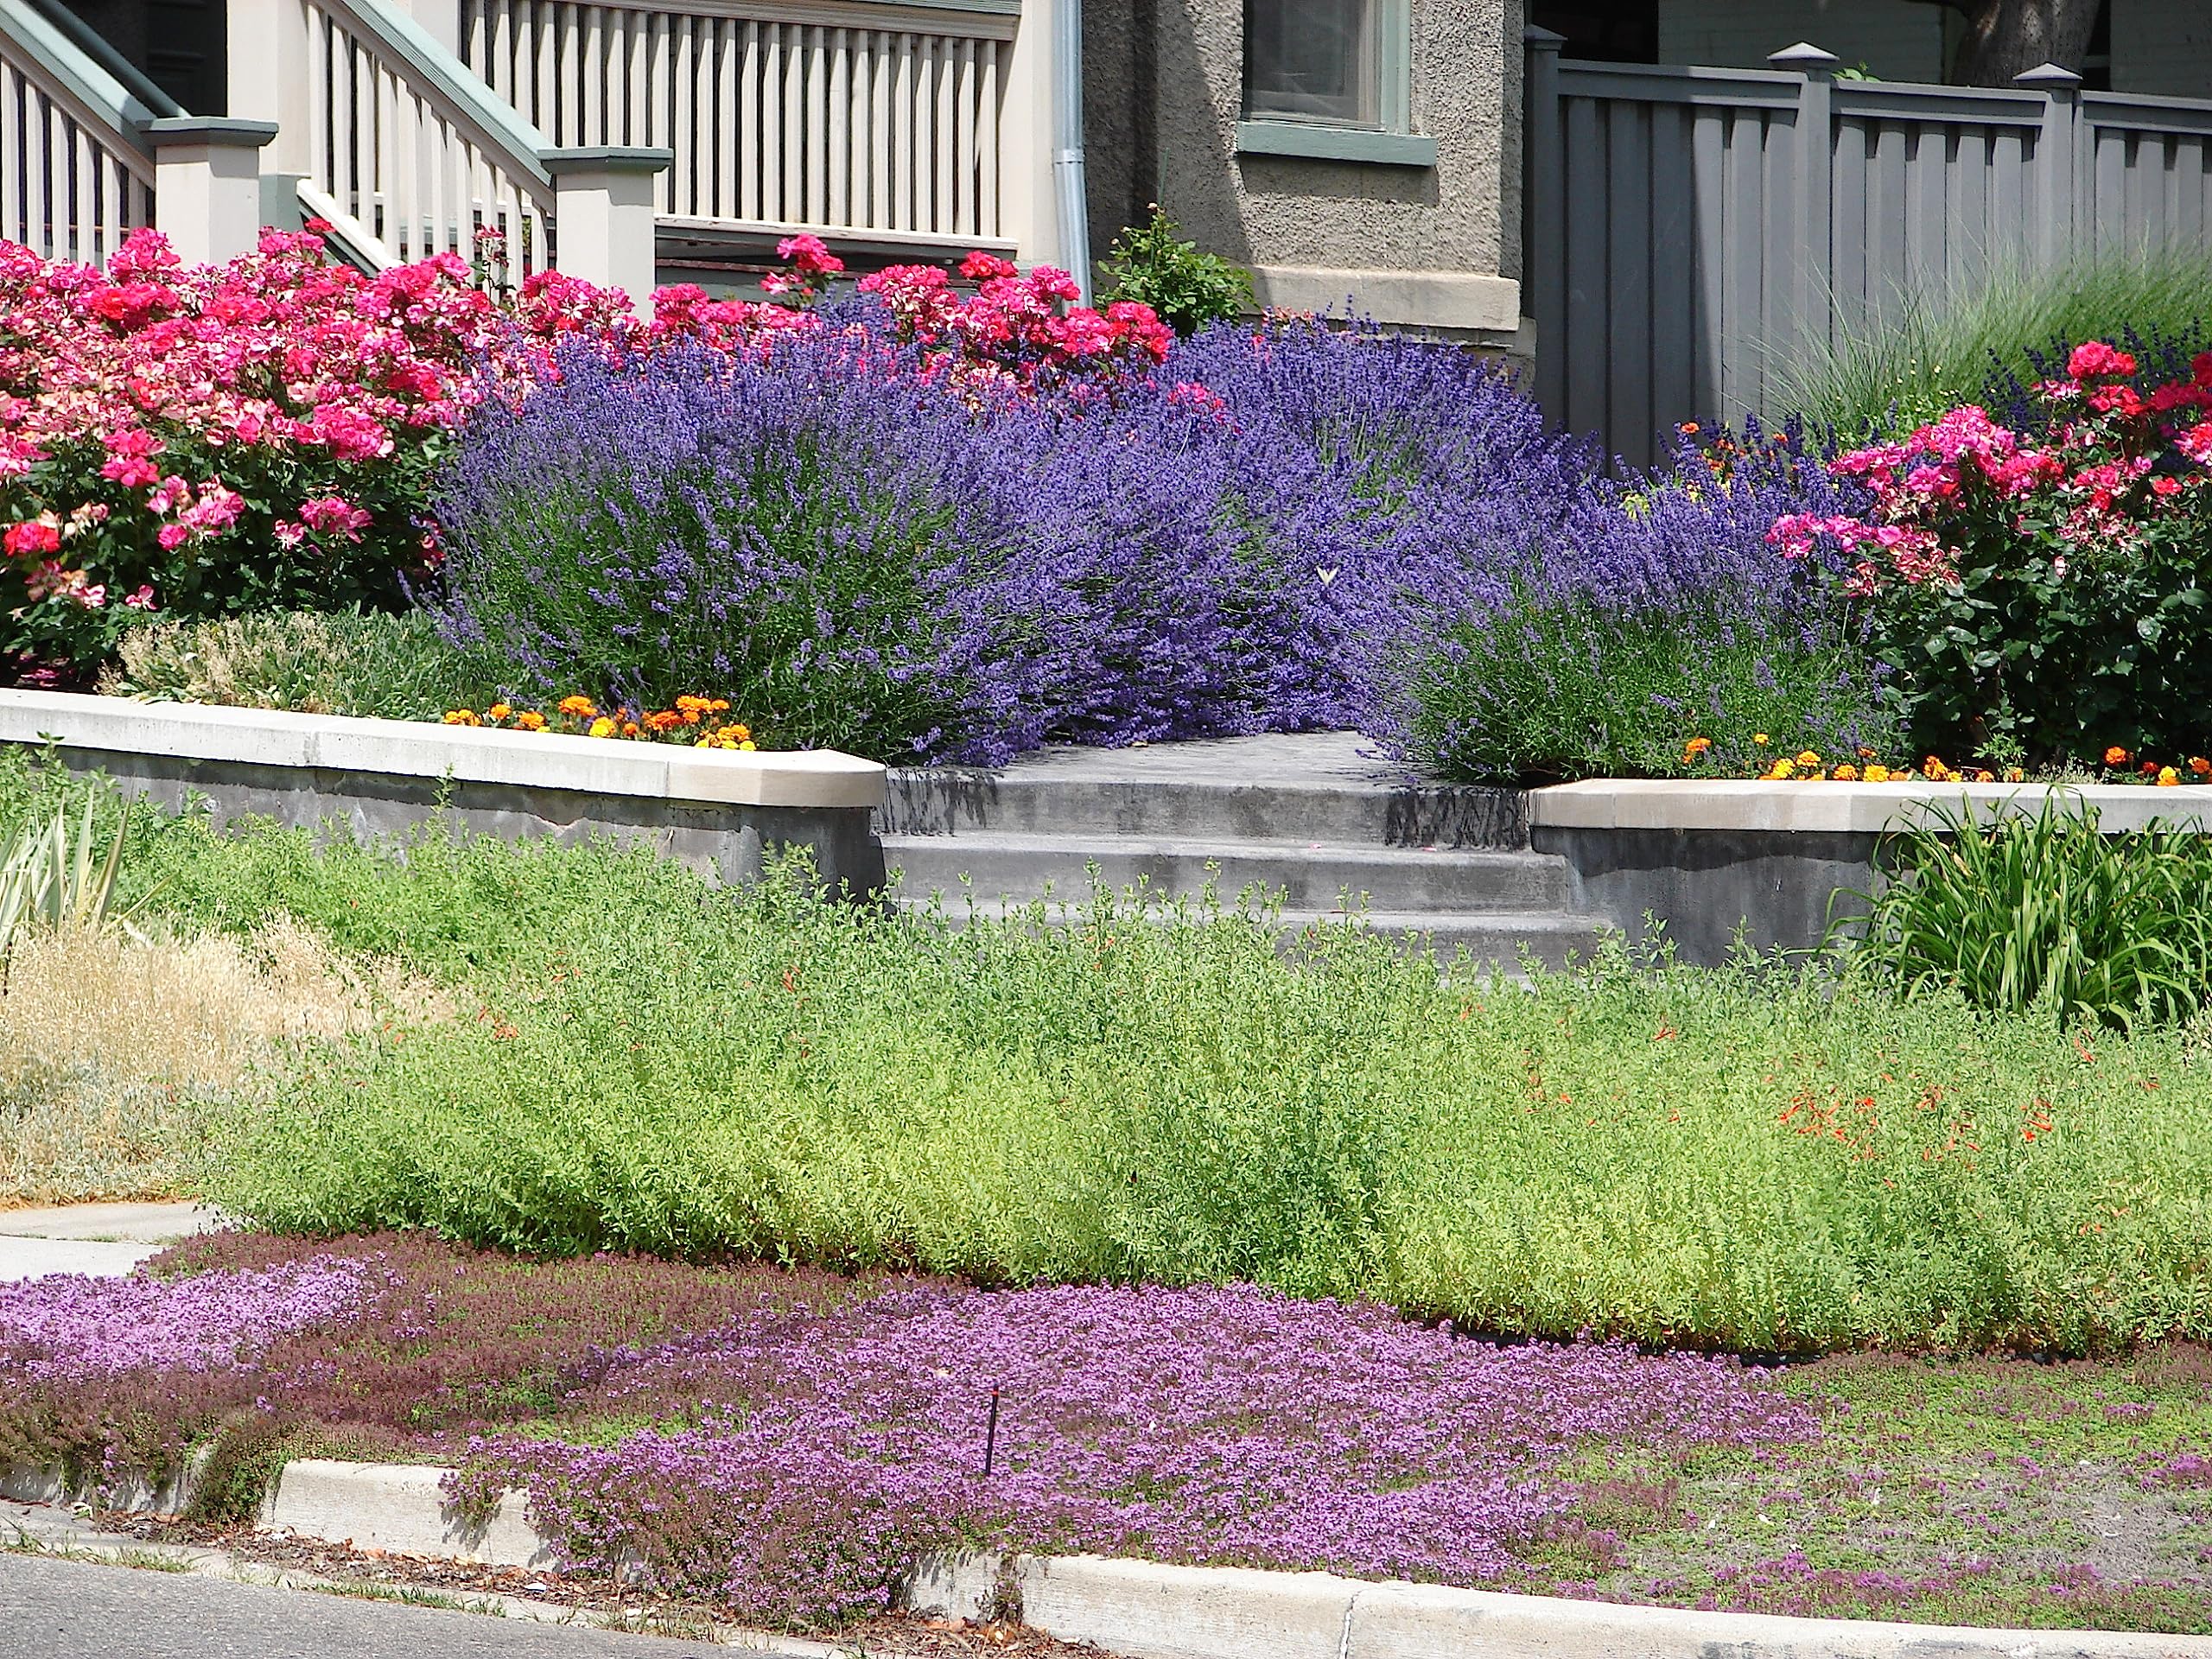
[1770,341,2212,762]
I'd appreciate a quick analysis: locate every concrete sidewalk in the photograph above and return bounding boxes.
[0,1203,219,1281]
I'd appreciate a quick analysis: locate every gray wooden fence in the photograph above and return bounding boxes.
[1524,28,2212,469]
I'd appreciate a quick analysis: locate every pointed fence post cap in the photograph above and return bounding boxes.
[1524,24,1567,49]
[1768,42,1841,73]
[2014,61,2085,92]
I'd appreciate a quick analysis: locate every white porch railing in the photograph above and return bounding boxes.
[0,0,156,265]
[302,0,556,271]
[460,0,1016,248]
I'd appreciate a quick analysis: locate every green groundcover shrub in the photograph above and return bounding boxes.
[103,609,500,721]
[48,753,2202,1357]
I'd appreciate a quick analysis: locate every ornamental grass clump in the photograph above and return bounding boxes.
[1852,795,2212,1030]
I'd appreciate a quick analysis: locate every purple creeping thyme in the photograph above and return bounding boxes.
[0,1256,387,1380]
[452,1281,1818,1625]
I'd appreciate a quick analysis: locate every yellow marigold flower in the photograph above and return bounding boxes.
[1974,770,1996,784]
[1795,750,1820,767]
[515,710,545,731]
[559,695,598,719]
[2105,745,2131,767]
[487,702,512,721]
[739,739,757,751]
[1833,763,1859,782]
[1923,759,1953,782]
[1767,759,1795,779]
[2005,766,2024,783]
[1864,764,1891,783]
[1752,733,1770,747]
[442,709,480,726]
[2159,766,2181,786]
[588,715,617,738]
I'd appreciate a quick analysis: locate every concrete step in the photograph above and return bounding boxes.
[894,893,1611,972]
[881,830,1575,912]
[881,734,1529,849]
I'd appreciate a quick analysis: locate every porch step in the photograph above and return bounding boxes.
[881,830,1575,913]
[899,894,1610,973]
[880,733,1529,849]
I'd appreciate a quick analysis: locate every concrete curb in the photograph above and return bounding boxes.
[8,1457,2209,1658]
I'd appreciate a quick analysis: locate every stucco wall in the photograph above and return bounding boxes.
[1084,0,1524,337]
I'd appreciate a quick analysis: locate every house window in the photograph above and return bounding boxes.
[1236,0,1432,167]
[1244,0,1381,127]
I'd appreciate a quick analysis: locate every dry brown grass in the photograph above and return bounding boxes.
[0,919,449,1208]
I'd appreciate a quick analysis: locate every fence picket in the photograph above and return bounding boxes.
[1530,42,2212,467]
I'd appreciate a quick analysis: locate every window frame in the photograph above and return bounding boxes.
[1236,0,1431,168]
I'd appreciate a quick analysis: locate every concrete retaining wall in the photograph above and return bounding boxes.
[0,690,889,894]
[1530,779,2212,963]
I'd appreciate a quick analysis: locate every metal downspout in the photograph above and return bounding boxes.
[1051,0,1091,302]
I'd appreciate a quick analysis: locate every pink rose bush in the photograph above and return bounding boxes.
[0,223,1172,684]
[1767,341,2212,761]
[0,224,651,678]
[859,251,1172,398]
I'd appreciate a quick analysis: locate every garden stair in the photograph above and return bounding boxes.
[878,733,1610,969]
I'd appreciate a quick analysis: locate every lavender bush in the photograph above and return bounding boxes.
[1400,425,1894,780]
[431,311,1876,775]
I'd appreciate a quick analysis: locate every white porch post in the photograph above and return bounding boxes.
[226,0,310,181]
[997,0,1064,272]
[145,118,279,263]
[543,146,672,315]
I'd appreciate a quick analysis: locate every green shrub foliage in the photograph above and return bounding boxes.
[1099,207,1255,337]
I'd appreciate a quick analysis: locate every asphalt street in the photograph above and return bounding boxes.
[0,1550,749,1659]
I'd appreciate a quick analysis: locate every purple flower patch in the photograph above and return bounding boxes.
[454,1281,1818,1624]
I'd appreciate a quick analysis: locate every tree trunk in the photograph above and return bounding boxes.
[1946,0,2101,86]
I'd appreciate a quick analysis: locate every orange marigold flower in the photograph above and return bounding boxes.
[2159,766,2182,786]
[515,711,546,731]
[1796,750,1820,767]
[442,709,480,726]
[558,695,597,718]
[1682,735,1712,759]
[1974,770,1996,784]
[2005,766,2024,783]
[621,721,639,736]
[1833,764,1859,782]
[2105,745,2131,766]
[2192,756,2211,777]
[487,702,512,721]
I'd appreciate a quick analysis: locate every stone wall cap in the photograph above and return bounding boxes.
[1529,777,2212,836]
[0,690,886,810]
